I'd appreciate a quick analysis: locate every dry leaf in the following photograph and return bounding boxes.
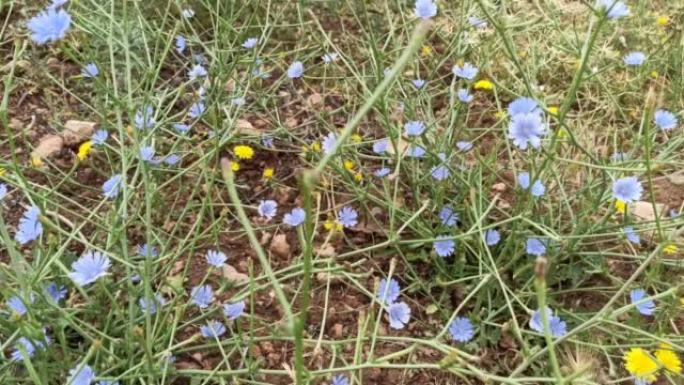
[492,182,507,192]
[235,119,261,135]
[62,120,96,145]
[32,134,64,160]
[666,171,684,186]
[222,264,249,283]
[315,244,336,257]
[269,234,291,257]
[386,138,408,156]
[307,93,323,107]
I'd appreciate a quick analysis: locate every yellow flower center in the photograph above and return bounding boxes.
[233,145,254,160]
[77,140,93,161]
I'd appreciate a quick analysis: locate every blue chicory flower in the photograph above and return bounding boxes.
[257,200,278,220]
[206,250,227,267]
[69,251,111,286]
[139,146,155,162]
[134,106,155,130]
[338,206,358,228]
[623,52,646,66]
[223,300,246,320]
[387,301,411,329]
[27,7,72,45]
[412,79,426,89]
[139,293,166,315]
[508,97,540,116]
[15,206,43,245]
[175,35,186,53]
[331,375,349,385]
[374,168,391,178]
[373,138,389,154]
[67,365,96,385]
[200,320,226,338]
[190,285,214,309]
[377,278,400,305]
[485,229,500,246]
[612,177,642,203]
[452,62,478,80]
[322,132,338,154]
[414,0,437,19]
[188,101,205,119]
[630,289,655,316]
[44,282,67,302]
[242,37,258,49]
[457,88,473,103]
[91,129,108,145]
[283,208,306,226]
[508,113,546,149]
[449,317,475,342]
[81,63,99,78]
[526,238,546,256]
[624,226,640,245]
[439,206,459,227]
[434,236,455,257]
[654,109,678,131]
[287,61,305,79]
[404,121,425,136]
[529,307,567,337]
[598,0,629,20]
[322,53,338,64]
[188,64,207,80]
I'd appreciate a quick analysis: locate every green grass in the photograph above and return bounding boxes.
[1,0,684,384]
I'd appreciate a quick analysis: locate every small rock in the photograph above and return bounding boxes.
[331,323,343,338]
[269,234,291,257]
[492,182,507,192]
[32,134,64,160]
[666,171,684,186]
[307,93,324,107]
[222,264,249,283]
[315,244,336,257]
[62,120,96,145]
[632,201,665,222]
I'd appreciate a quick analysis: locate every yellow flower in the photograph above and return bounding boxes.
[663,244,678,255]
[354,172,363,182]
[31,156,43,168]
[233,145,254,160]
[655,346,682,374]
[556,129,569,139]
[351,134,362,143]
[310,141,321,152]
[77,140,93,161]
[262,167,274,179]
[680,297,684,309]
[474,79,494,90]
[0,167,6,177]
[231,161,240,172]
[548,106,559,116]
[624,348,659,382]
[126,125,134,135]
[656,16,669,26]
[495,111,507,120]
[324,219,342,232]
[420,45,432,57]
[615,200,626,214]
[650,71,659,79]
[343,160,354,171]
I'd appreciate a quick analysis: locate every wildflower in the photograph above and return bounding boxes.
[406,144,426,158]
[473,79,494,90]
[377,278,400,305]
[200,320,226,338]
[49,0,68,9]
[420,45,432,57]
[232,96,245,106]
[485,229,500,246]
[262,167,274,179]
[630,289,655,316]
[262,136,274,148]
[449,317,475,342]
[337,206,358,228]
[137,243,158,258]
[439,206,459,227]
[653,109,678,131]
[517,172,545,197]
[27,7,71,45]
[372,139,389,154]
[187,64,207,80]
[233,145,254,160]
[332,375,349,385]
[139,293,166,315]
[44,282,67,302]
[223,300,246,320]
[81,63,99,78]
[457,88,473,103]
[188,101,205,118]
[0,183,6,200]
[654,345,681,374]
[434,236,455,257]
[139,145,155,162]
[190,285,214,308]
[615,199,626,214]
[598,0,629,20]
[664,244,678,254]
[612,177,642,203]
[452,62,478,80]
[387,301,411,329]
[508,97,540,116]
[431,165,450,181]
[547,106,559,115]
[624,348,658,383]
[173,123,190,134]
[322,52,338,64]
[175,35,186,53]
[456,141,473,152]
[310,141,321,152]
[383,68,392,77]
[242,37,258,49]
[181,8,195,18]
[257,200,278,220]
[623,52,646,66]
[91,130,108,145]
[468,16,487,29]
[374,168,391,177]
[526,238,546,256]
[230,161,240,172]
[15,205,43,244]
[164,154,181,166]
[283,208,306,227]
[11,337,44,361]
[134,106,155,130]
[7,294,33,316]
[508,113,546,150]
[529,307,567,337]
[69,251,111,286]
[656,16,669,27]
[67,364,96,385]
[414,0,437,19]
[343,160,354,171]
[206,250,227,267]
[620,226,640,245]
[287,61,305,79]
[412,79,426,89]
[322,132,338,154]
